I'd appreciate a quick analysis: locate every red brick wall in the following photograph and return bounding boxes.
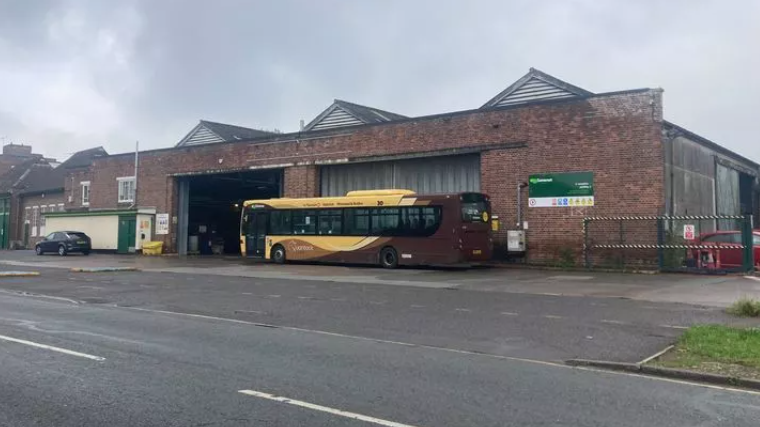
[284,166,319,198]
[73,90,665,258]
[63,168,92,210]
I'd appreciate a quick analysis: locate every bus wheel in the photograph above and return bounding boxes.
[272,245,286,264]
[380,247,398,269]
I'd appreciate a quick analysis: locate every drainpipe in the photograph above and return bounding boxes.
[130,141,139,210]
[516,182,528,228]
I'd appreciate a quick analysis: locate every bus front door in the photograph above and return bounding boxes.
[246,211,268,258]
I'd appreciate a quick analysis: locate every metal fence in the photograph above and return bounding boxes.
[583,215,755,273]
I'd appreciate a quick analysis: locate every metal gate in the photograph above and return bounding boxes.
[583,215,755,273]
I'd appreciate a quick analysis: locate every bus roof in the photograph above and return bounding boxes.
[243,189,464,209]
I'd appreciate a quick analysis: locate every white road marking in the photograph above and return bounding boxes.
[241,292,253,295]
[501,312,519,316]
[600,320,628,325]
[638,345,675,365]
[0,334,105,361]
[267,295,281,298]
[454,308,471,312]
[542,315,563,319]
[238,389,423,427]
[659,324,689,330]
[744,275,760,282]
[540,293,563,297]
[297,296,314,300]
[234,310,264,315]
[120,306,760,396]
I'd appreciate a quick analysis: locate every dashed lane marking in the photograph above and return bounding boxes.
[659,324,689,330]
[239,389,423,427]
[542,315,563,319]
[454,308,471,312]
[0,333,105,361]
[500,312,519,316]
[600,320,628,325]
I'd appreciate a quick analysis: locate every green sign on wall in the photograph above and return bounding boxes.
[528,172,594,207]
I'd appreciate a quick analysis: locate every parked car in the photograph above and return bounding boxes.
[35,231,92,256]
[692,230,760,268]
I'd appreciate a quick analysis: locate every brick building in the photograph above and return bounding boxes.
[51,69,760,261]
[0,147,105,249]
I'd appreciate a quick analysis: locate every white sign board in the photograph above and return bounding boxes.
[156,213,170,235]
[528,196,595,208]
[683,224,695,240]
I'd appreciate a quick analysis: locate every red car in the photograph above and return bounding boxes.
[693,230,760,268]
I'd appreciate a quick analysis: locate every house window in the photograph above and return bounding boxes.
[40,206,47,236]
[57,203,65,212]
[31,206,39,237]
[117,177,135,203]
[81,181,91,206]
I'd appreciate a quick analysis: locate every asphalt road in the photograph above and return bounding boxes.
[0,265,752,364]
[1,290,759,427]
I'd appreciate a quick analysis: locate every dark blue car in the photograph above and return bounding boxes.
[35,231,92,256]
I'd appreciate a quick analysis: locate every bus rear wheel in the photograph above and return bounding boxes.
[380,247,398,269]
[271,245,286,264]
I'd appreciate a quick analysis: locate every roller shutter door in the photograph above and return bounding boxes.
[320,154,480,196]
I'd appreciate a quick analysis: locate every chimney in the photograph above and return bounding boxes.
[299,119,305,131]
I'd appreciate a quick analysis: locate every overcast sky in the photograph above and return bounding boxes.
[1,0,758,162]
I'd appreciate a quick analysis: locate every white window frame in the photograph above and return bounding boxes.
[117,176,135,203]
[31,206,39,237]
[57,203,65,212]
[81,181,91,206]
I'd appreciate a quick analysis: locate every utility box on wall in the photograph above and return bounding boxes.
[507,230,526,253]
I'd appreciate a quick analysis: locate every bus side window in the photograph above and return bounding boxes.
[344,209,369,235]
[318,210,342,235]
[270,211,293,235]
[421,207,441,235]
[371,208,400,236]
[292,210,316,235]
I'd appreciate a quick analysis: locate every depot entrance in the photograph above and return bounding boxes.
[177,170,281,255]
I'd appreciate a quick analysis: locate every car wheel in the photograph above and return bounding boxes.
[58,245,67,256]
[271,245,286,264]
[35,245,43,256]
[380,247,399,269]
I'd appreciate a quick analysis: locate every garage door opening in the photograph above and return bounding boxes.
[182,170,281,255]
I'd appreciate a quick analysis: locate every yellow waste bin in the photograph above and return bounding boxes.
[142,241,163,255]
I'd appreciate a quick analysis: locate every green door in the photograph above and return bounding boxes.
[0,197,9,249]
[117,216,137,254]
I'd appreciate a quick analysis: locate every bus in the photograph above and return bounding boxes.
[239,189,492,268]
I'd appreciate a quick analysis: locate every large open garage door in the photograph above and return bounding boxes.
[177,170,282,255]
[320,154,480,196]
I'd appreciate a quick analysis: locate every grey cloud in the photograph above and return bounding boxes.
[0,0,758,162]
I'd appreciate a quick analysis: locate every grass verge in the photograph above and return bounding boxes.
[727,298,760,317]
[651,325,760,381]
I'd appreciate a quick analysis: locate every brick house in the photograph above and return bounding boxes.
[0,147,106,249]
[55,68,759,262]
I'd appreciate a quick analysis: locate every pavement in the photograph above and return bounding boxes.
[1,251,760,425]
[2,250,760,307]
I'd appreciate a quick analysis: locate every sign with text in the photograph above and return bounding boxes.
[683,224,696,240]
[528,172,594,208]
[156,213,170,235]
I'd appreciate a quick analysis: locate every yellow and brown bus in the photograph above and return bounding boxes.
[239,189,492,268]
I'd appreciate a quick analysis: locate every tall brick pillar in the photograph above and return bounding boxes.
[283,165,320,198]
